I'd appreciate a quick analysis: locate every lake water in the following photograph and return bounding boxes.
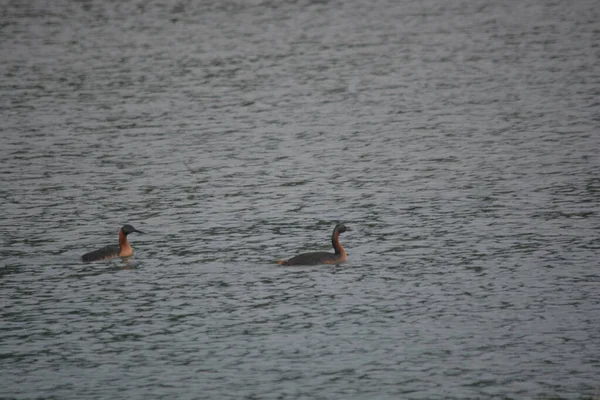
[1,0,599,398]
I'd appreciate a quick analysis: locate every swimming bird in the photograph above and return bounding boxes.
[278,223,352,266]
[82,224,143,262]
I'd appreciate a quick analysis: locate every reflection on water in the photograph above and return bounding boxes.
[1,0,599,398]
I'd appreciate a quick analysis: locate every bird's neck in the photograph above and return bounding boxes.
[119,229,132,254]
[332,231,345,257]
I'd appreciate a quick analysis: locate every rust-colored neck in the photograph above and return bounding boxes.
[332,230,346,257]
[118,228,133,256]
[118,228,127,247]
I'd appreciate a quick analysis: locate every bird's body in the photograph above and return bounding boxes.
[278,224,351,266]
[82,224,142,262]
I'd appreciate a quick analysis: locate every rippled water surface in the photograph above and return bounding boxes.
[1,0,599,398]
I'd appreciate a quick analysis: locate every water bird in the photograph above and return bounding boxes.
[82,224,143,262]
[278,223,352,266]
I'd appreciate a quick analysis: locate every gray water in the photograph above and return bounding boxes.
[1,0,599,398]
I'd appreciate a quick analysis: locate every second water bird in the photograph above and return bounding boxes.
[278,223,352,266]
[81,224,144,262]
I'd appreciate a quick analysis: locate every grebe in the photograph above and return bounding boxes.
[81,224,143,262]
[278,223,352,266]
